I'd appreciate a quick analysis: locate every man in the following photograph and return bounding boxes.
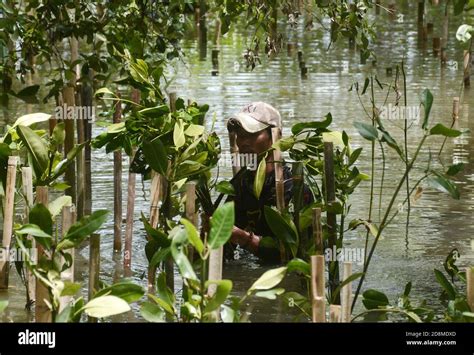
[226,102,312,262]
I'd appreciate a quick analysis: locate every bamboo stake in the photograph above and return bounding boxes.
[21,167,35,303]
[185,181,197,263]
[147,170,162,292]
[329,304,342,323]
[75,88,85,220]
[467,267,474,312]
[312,208,323,255]
[59,204,75,311]
[464,50,471,87]
[124,149,137,274]
[35,186,51,322]
[0,156,18,289]
[433,37,441,56]
[272,127,284,210]
[417,1,424,24]
[113,96,122,252]
[81,69,94,216]
[62,86,76,204]
[88,233,100,323]
[311,255,326,322]
[324,142,340,304]
[341,261,353,323]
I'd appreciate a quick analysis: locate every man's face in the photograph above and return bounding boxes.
[235,126,272,155]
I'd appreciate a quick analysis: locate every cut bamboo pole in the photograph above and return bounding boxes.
[113,96,122,252]
[81,69,94,216]
[62,86,76,204]
[169,92,177,112]
[467,267,474,312]
[272,127,285,211]
[324,142,340,304]
[452,97,460,123]
[329,304,342,323]
[35,186,51,322]
[0,156,19,289]
[341,261,353,323]
[312,207,323,255]
[311,255,326,322]
[417,1,424,24]
[21,167,35,303]
[124,149,137,274]
[59,204,75,312]
[147,170,162,292]
[88,233,100,323]
[185,181,197,263]
[464,50,471,87]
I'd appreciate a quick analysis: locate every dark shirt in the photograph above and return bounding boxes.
[230,165,313,262]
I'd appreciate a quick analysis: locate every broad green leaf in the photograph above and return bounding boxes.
[204,280,233,313]
[12,113,51,128]
[173,120,185,148]
[248,266,287,293]
[331,273,364,304]
[148,294,175,316]
[184,124,205,137]
[215,181,235,196]
[208,202,235,249]
[15,224,52,239]
[287,258,310,276]
[434,269,456,300]
[106,122,125,133]
[446,163,465,176]
[51,142,86,180]
[264,206,298,248]
[57,210,109,251]
[322,131,345,150]
[171,228,198,280]
[17,125,49,178]
[93,281,145,303]
[181,218,204,256]
[60,281,81,297]
[426,175,460,199]
[51,122,65,147]
[354,122,378,141]
[255,288,285,300]
[143,137,167,175]
[429,124,462,137]
[48,196,72,218]
[421,89,433,129]
[149,247,171,268]
[362,289,389,310]
[82,295,131,318]
[348,147,363,166]
[29,203,53,235]
[140,302,165,322]
[253,153,267,199]
[95,87,115,96]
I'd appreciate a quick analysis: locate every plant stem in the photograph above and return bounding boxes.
[401,60,411,238]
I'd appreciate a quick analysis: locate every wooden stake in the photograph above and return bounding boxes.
[186,181,197,263]
[0,156,18,289]
[452,97,460,123]
[329,304,342,323]
[81,69,94,216]
[417,1,424,24]
[113,96,122,252]
[432,37,441,56]
[467,267,474,312]
[324,142,340,304]
[124,150,136,274]
[312,208,323,255]
[88,233,100,323]
[59,204,75,312]
[75,90,85,220]
[341,262,353,323]
[147,170,162,291]
[62,86,76,204]
[169,92,177,112]
[21,167,35,303]
[311,255,326,322]
[35,186,51,322]
[464,50,471,87]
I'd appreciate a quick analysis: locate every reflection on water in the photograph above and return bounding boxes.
[1,2,473,322]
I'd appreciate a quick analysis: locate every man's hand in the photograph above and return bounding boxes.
[230,226,259,254]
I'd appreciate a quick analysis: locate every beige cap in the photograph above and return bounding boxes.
[227,102,282,133]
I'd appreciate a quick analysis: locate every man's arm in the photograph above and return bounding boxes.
[230,226,260,255]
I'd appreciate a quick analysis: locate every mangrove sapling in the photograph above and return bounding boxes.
[351,89,464,311]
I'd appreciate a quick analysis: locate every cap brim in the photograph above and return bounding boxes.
[228,112,269,133]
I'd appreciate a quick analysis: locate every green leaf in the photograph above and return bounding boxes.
[291,113,332,135]
[331,273,364,304]
[362,289,389,310]
[215,181,235,196]
[29,203,53,235]
[140,302,165,322]
[208,202,235,249]
[287,258,310,276]
[255,288,285,300]
[446,163,465,176]
[60,281,81,297]
[181,218,204,256]
[57,210,109,251]
[0,300,8,313]
[173,120,185,148]
[434,269,456,300]
[82,295,131,318]
[170,228,198,280]
[51,122,65,148]
[15,224,52,238]
[51,142,87,180]
[204,280,233,313]
[12,113,51,128]
[361,78,370,95]
[264,206,298,248]
[149,247,171,268]
[426,175,460,199]
[429,124,462,137]
[143,137,167,175]
[421,89,433,129]
[248,266,287,293]
[17,125,49,178]
[93,281,145,303]
[348,147,362,166]
[184,124,205,137]
[322,131,345,150]
[253,153,267,199]
[48,196,72,218]
[94,87,115,96]
[354,122,378,141]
